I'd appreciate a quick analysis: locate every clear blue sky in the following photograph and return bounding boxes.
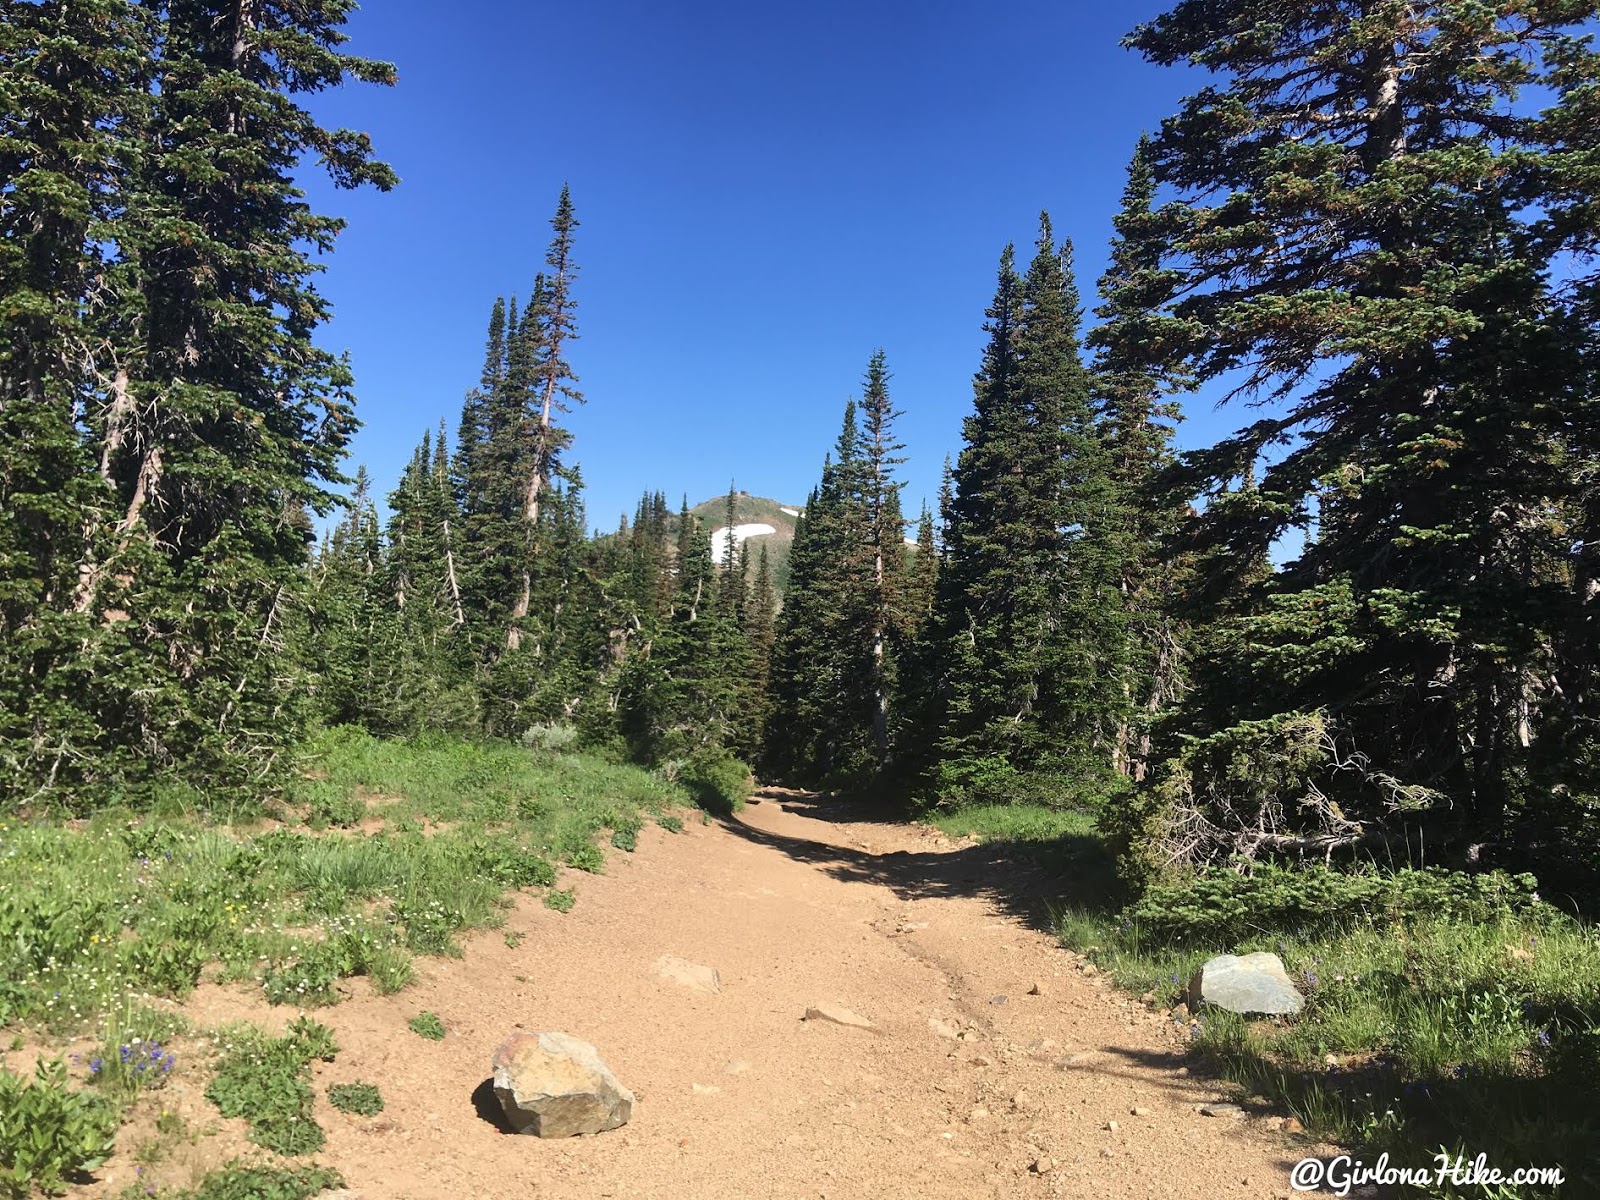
[301,0,1210,529]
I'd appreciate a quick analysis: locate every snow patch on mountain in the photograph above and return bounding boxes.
[710,523,778,562]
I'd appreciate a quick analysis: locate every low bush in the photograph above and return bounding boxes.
[407,1011,445,1041]
[677,749,751,816]
[0,1060,117,1198]
[326,1081,384,1116]
[140,1162,346,1200]
[204,1018,337,1157]
[1122,861,1545,947]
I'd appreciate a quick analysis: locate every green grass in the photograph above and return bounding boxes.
[0,728,688,1036]
[938,803,1600,1197]
[406,1010,445,1041]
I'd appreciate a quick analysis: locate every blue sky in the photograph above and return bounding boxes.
[302,0,1211,529]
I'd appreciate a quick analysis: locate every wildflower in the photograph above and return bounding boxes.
[1537,1030,1552,1047]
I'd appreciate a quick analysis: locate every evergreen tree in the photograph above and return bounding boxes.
[855,351,908,767]
[764,398,880,785]
[922,219,1116,803]
[1123,0,1600,866]
[1,0,396,803]
[1086,138,1189,782]
[742,543,778,757]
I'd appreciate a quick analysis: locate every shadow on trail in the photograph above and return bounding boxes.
[721,790,1120,937]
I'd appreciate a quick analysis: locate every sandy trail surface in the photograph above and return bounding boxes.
[77,791,1318,1199]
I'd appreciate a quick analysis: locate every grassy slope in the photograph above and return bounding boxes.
[929,804,1600,1198]
[0,730,694,1197]
[2,729,688,1034]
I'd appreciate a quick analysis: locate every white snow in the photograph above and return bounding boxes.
[710,523,777,562]
[780,507,801,517]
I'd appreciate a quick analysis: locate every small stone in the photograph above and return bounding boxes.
[1140,990,1157,1004]
[1105,1120,1120,1132]
[1031,1156,1054,1175]
[492,1031,633,1138]
[990,995,1007,1006]
[654,955,721,994]
[1011,1091,1033,1111]
[928,1017,961,1040]
[692,1082,721,1096]
[1081,963,1098,976]
[723,1059,750,1075]
[1200,1102,1245,1118]
[1324,1053,1340,1067]
[804,1003,873,1029]
[970,1054,993,1067]
[968,1106,990,1121]
[1131,1106,1152,1117]
[1283,1117,1305,1134]
[1027,981,1044,996]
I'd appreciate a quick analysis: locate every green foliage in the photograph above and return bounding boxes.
[204,1020,336,1157]
[909,219,1123,803]
[677,749,752,817]
[326,1081,384,1117]
[929,802,1097,845]
[543,888,576,913]
[0,1060,117,1198]
[1122,862,1544,948]
[0,0,397,809]
[1126,0,1600,867]
[84,1002,184,1100]
[0,733,679,1032]
[142,1163,345,1200]
[407,1011,445,1040]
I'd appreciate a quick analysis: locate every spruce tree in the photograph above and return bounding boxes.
[764,399,880,785]
[1,0,396,803]
[923,220,1115,803]
[1086,138,1189,782]
[855,351,908,767]
[1125,0,1600,863]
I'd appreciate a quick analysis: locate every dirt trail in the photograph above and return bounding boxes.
[88,792,1318,1199]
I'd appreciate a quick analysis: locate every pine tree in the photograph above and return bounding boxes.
[0,0,152,794]
[764,398,880,785]
[1086,138,1189,783]
[1124,0,1600,864]
[2,0,396,803]
[855,351,908,767]
[923,220,1114,803]
[742,543,778,756]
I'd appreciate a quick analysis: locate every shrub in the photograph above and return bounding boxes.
[520,724,580,755]
[1121,861,1545,947]
[204,1019,337,1157]
[157,1162,345,1200]
[326,1081,384,1116]
[0,1060,117,1198]
[544,888,576,913]
[564,843,604,873]
[407,1011,445,1040]
[677,749,751,816]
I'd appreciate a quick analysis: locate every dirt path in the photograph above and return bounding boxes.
[88,792,1317,1198]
